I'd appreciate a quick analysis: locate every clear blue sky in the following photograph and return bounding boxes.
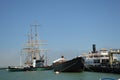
[0,0,120,67]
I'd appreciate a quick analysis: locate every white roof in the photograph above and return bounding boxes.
[53,58,66,63]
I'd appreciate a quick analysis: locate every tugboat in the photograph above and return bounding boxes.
[52,56,84,72]
[8,24,48,72]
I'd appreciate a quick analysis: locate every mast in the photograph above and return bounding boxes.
[22,23,47,67]
[31,24,40,60]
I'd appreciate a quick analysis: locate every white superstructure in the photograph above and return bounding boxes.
[53,56,66,63]
[81,45,118,66]
[82,49,108,66]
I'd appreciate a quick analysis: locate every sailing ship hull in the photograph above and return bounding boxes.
[8,66,52,72]
[8,66,37,72]
[36,66,52,71]
[53,57,84,72]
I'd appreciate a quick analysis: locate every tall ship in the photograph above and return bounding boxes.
[8,24,48,71]
[52,56,84,72]
[22,24,48,68]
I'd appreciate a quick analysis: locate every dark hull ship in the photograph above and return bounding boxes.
[53,56,84,72]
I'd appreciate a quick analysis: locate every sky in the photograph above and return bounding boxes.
[0,0,120,67]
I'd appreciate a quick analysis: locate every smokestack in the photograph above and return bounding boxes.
[92,44,96,53]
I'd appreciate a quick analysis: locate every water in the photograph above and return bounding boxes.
[0,70,120,80]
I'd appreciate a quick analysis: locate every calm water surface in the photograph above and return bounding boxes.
[0,70,120,80]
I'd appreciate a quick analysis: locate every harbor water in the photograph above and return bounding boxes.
[0,70,120,80]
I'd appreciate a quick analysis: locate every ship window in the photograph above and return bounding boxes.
[89,56,93,58]
[94,59,100,63]
[105,55,109,57]
[102,59,109,63]
[101,51,107,53]
[101,55,104,57]
[94,55,99,57]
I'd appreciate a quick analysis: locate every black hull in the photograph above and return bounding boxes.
[53,57,84,72]
[8,67,37,72]
[85,66,120,74]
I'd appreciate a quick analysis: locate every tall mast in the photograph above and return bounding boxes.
[32,24,40,60]
[34,24,39,44]
[30,26,33,43]
[22,23,48,67]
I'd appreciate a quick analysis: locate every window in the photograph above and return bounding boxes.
[94,59,100,63]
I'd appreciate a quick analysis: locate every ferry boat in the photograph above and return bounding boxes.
[81,44,120,74]
[52,56,84,72]
[82,44,118,67]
